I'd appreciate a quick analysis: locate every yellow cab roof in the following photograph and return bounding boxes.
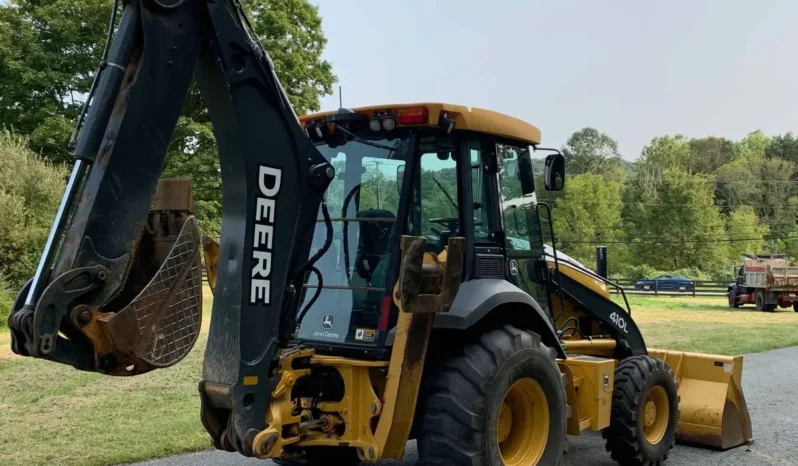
[300,102,541,145]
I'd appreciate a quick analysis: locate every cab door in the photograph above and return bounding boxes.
[494,142,549,303]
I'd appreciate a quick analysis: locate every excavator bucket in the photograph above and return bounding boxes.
[649,349,753,449]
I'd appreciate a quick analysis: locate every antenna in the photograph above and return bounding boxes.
[339,85,342,108]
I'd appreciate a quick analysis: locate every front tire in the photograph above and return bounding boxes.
[602,356,679,466]
[417,325,567,466]
[728,290,740,308]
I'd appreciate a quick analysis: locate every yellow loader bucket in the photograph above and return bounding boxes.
[649,349,753,449]
[201,235,219,294]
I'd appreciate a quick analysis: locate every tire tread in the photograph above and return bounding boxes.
[602,356,680,466]
[417,325,565,466]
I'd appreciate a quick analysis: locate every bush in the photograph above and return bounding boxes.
[0,273,15,328]
[616,264,661,281]
[0,130,67,288]
[671,267,711,281]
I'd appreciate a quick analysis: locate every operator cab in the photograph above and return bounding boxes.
[296,104,565,355]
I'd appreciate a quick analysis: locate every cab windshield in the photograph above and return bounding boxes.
[297,129,458,346]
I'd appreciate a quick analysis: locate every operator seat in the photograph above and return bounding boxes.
[354,208,395,285]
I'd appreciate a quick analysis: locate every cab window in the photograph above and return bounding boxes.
[416,136,459,253]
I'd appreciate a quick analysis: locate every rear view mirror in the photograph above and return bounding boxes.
[397,165,404,193]
[544,153,565,191]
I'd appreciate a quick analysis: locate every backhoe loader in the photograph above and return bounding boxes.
[7,0,752,465]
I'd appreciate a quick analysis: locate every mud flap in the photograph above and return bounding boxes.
[649,349,753,450]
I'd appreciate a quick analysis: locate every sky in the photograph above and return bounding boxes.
[312,0,798,160]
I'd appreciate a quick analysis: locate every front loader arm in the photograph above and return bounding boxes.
[8,0,333,456]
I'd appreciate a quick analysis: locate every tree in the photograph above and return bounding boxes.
[626,167,727,270]
[715,149,795,227]
[735,130,771,160]
[767,132,798,164]
[553,173,625,269]
[637,135,692,174]
[0,0,337,234]
[687,136,735,174]
[0,131,67,288]
[562,127,622,175]
[0,0,111,159]
[725,206,768,261]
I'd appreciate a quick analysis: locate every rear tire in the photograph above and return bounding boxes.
[417,325,567,466]
[754,291,776,312]
[602,356,679,466]
[273,447,360,466]
[793,302,798,313]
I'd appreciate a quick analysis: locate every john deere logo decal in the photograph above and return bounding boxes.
[509,260,519,276]
[321,313,335,329]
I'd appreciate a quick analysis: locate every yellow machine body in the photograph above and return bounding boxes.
[544,257,753,449]
[202,230,754,461]
[194,101,754,461]
[558,356,615,435]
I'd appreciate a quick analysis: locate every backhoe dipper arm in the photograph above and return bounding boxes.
[8,0,333,456]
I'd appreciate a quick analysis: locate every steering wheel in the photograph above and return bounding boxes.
[429,217,459,236]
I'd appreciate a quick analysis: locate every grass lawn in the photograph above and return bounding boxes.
[2,290,797,465]
[614,294,798,355]
[0,289,215,466]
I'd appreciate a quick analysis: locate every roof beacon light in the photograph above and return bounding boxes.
[368,111,382,132]
[382,111,397,131]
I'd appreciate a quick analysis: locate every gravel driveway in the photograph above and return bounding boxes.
[131,346,798,466]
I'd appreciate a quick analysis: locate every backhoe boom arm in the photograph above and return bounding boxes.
[7,0,333,456]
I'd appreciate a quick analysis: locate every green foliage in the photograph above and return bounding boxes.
[554,173,625,269]
[637,134,692,173]
[562,127,622,175]
[767,132,798,163]
[0,131,67,288]
[241,0,335,115]
[687,136,736,174]
[0,273,13,328]
[726,206,769,259]
[0,0,336,234]
[627,167,728,270]
[0,0,112,159]
[160,0,336,233]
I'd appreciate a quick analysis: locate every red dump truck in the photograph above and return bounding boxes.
[728,254,798,311]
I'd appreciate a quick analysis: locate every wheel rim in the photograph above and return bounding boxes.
[497,378,549,465]
[642,385,669,445]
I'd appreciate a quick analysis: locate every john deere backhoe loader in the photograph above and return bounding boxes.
[7,0,752,465]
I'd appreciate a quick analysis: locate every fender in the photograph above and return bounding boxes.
[387,279,565,359]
